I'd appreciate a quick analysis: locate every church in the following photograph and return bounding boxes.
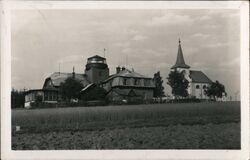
[171,39,213,99]
[24,55,155,108]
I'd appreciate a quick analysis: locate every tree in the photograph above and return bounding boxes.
[60,77,83,101]
[153,71,165,98]
[167,70,189,98]
[11,88,25,108]
[205,80,226,99]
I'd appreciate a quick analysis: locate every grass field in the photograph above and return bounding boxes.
[12,102,241,149]
[12,102,240,132]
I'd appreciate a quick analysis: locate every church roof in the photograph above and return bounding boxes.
[102,68,151,83]
[189,70,212,83]
[47,72,90,87]
[171,39,190,69]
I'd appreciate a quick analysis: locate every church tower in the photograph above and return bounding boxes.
[85,55,109,84]
[171,39,190,72]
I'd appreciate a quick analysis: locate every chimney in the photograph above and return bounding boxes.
[116,66,121,74]
[121,66,125,71]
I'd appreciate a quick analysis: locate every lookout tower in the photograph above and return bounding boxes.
[85,55,109,83]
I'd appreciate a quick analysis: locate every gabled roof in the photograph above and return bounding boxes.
[189,70,212,83]
[102,68,151,82]
[46,72,90,87]
[171,39,190,69]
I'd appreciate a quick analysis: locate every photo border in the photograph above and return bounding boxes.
[1,1,249,160]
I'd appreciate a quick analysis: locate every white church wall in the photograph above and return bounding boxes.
[190,82,210,99]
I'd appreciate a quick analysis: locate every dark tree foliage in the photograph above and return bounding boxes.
[167,70,189,98]
[11,89,25,108]
[205,80,226,99]
[80,85,107,101]
[153,71,165,98]
[60,77,83,101]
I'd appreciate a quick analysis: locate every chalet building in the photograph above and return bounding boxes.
[101,66,155,103]
[24,54,155,107]
[171,39,212,99]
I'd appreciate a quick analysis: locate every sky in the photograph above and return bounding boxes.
[11,9,240,99]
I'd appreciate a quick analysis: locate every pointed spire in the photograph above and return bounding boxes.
[171,38,190,69]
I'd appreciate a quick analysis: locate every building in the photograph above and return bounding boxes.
[101,66,155,103]
[85,55,109,84]
[24,55,155,107]
[171,39,213,99]
[24,89,58,108]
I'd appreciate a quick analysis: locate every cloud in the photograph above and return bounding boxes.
[190,33,211,39]
[115,42,130,48]
[57,55,83,64]
[204,42,229,48]
[219,57,240,67]
[148,13,194,27]
[198,15,212,21]
[131,35,148,41]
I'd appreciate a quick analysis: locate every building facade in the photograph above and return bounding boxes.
[101,66,155,103]
[171,39,213,99]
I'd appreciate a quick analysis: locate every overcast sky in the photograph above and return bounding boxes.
[11,9,240,98]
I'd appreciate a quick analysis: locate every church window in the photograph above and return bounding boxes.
[196,85,200,89]
[203,85,207,89]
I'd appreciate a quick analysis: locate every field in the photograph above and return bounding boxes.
[12,102,241,149]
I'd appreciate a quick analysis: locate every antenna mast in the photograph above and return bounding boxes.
[104,48,106,58]
[126,55,128,67]
[59,63,61,75]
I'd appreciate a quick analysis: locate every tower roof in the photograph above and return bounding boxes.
[171,39,190,69]
[87,55,106,60]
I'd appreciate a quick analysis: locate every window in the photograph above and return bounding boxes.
[134,79,139,85]
[196,85,200,89]
[123,78,127,85]
[144,79,150,86]
[203,85,206,89]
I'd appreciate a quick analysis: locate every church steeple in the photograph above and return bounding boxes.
[171,38,190,69]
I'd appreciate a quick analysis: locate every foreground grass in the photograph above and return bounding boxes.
[12,102,240,133]
[12,122,240,150]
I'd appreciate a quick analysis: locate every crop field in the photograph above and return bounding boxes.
[12,102,241,149]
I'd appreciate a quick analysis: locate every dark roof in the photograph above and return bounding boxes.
[189,70,212,83]
[87,55,106,60]
[102,68,151,83]
[171,40,190,69]
[48,72,90,87]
